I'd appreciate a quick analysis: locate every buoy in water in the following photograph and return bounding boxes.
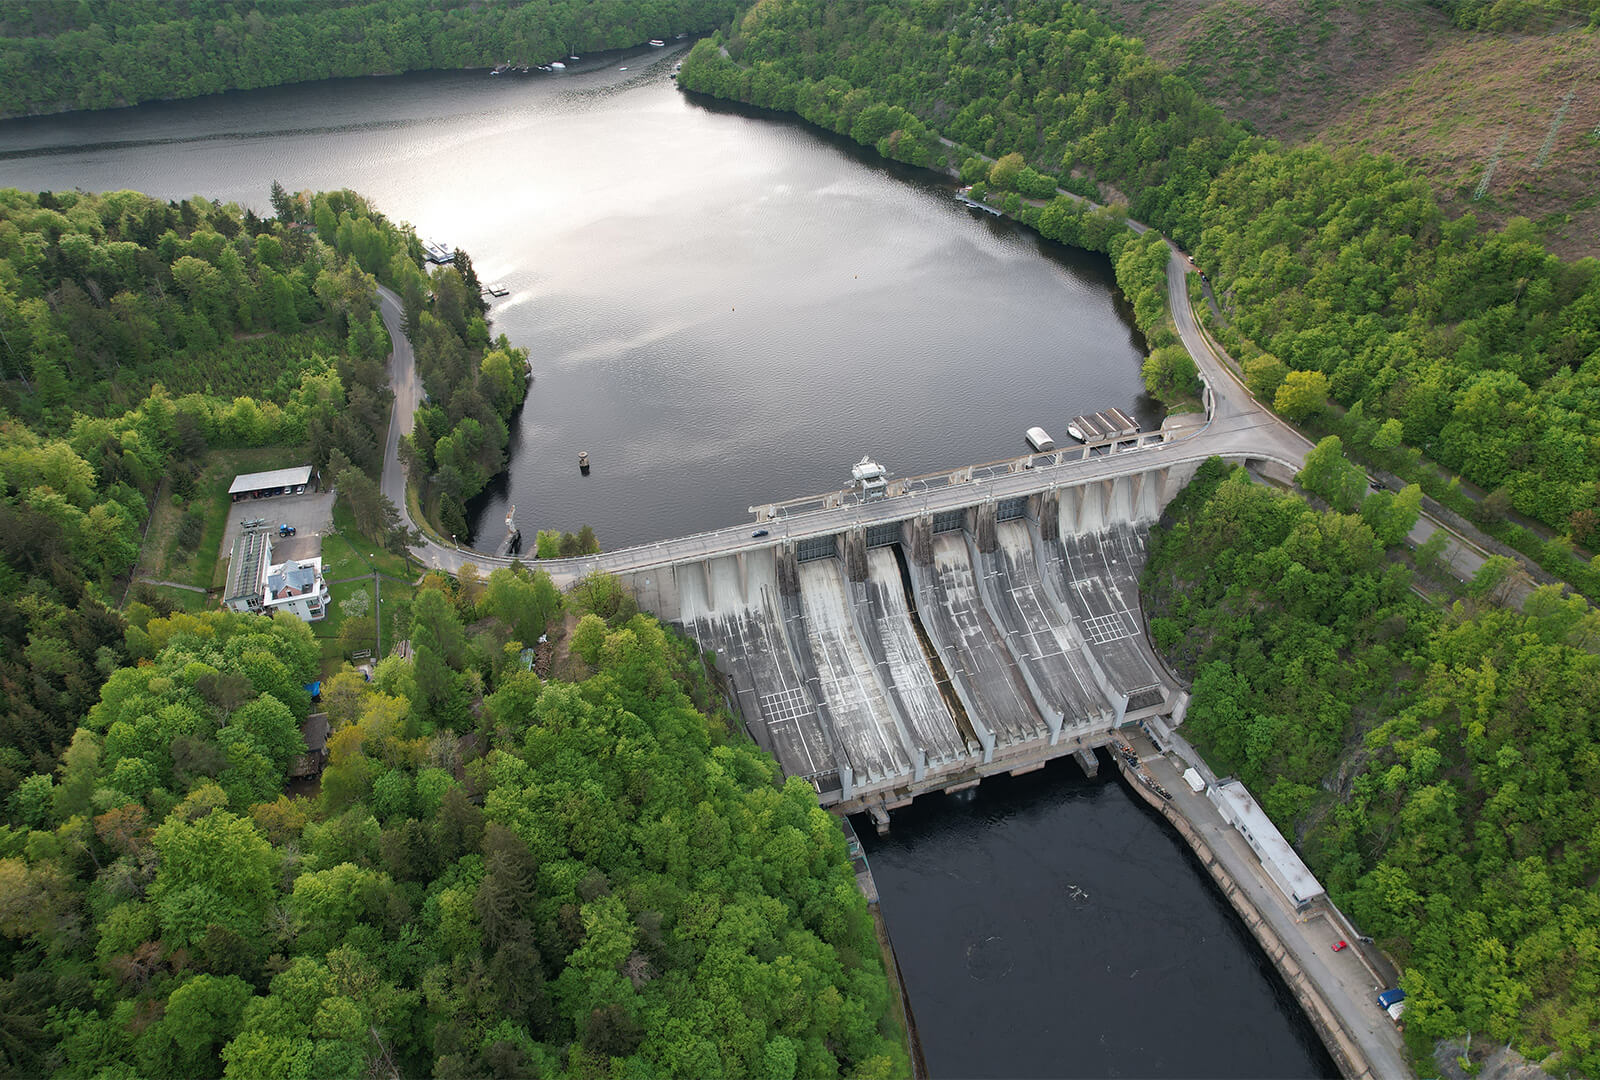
[578,450,590,474]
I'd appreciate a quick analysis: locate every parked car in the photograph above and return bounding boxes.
[1331,940,1348,952]
[279,524,296,537]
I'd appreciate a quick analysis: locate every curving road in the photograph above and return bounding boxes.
[375,252,1318,588]
[373,219,1420,1077]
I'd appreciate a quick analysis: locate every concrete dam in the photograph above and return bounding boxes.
[620,459,1204,817]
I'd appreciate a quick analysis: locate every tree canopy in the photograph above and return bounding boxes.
[0,1,744,118]
[1144,458,1600,1073]
[0,579,907,1078]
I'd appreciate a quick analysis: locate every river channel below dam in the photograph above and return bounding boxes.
[860,756,1334,1077]
[0,46,1335,1077]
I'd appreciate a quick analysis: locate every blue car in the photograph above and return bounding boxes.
[751,529,769,538]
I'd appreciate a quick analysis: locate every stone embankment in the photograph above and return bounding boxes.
[1114,753,1380,1080]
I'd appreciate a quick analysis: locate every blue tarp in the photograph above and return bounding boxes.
[304,681,322,699]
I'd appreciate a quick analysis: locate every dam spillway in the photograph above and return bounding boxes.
[643,477,1185,817]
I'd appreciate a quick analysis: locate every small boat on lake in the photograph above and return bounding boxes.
[649,39,666,47]
[549,61,565,70]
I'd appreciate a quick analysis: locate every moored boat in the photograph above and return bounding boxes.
[1067,414,1105,442]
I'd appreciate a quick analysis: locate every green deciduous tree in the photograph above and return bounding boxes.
[1274,369,1329,422]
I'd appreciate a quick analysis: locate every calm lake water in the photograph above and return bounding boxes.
[0,51,1332,1077]
[0,46,1156,549]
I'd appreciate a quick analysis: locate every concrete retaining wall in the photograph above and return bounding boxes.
[1115,757,1378,1080]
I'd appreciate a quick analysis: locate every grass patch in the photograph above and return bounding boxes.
[145,585,211,613]
[320,528,377,583]
[134,444,311,590]
[306,574,417,670]
[329,499,418,581]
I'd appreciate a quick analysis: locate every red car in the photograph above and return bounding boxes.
[1332,940,1349,952]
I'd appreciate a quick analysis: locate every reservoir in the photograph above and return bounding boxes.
[0,46,1155,549]
[0,51,1333,1077]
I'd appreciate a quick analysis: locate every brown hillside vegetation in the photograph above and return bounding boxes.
[1084,0,1600,259]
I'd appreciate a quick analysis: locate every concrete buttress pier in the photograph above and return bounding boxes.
[906,515,934,567]
[973,501,998,554]
[1039,489,1060,542]
[651,455,1196,819]
[842,528,869,583]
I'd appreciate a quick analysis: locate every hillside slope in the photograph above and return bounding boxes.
[1083,0,1600,259]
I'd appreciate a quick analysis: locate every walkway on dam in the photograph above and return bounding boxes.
[375,258,1312,588]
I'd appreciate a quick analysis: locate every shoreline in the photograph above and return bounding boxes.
[1112,746,1384,1080]
[868,900,930,1080]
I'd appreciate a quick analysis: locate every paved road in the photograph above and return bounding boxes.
[1161,261,1512,595]
[374,285,1308,586]
[377,286,426,548]
[1128,729,1411,1079]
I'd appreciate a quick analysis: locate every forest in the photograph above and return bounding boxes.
[0,0,743,118]
[0,177,530,780]
[0,186,416,795]
[678,0,1600,554]
[1144,457,1600,1073]
[1,570,907,1078]
[0,176,896,1077]
[1425,0,1600,29]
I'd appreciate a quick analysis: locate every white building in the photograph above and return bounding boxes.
[228,464,314,501]
[1209,778,1326,911]
[223,530,329,622]
[263,556,330,621]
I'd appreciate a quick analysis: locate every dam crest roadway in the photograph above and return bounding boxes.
[378,243,1313,816]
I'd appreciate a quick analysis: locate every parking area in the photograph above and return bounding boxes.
[220,489,337,568]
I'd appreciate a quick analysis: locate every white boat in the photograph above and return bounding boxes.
[1067,414,1103,442]
[1025,426,1054,452]
[649,39,665,47]
[549,61,565,70]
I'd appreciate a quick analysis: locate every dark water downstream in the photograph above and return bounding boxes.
[0,55,1331,1077]
[860,757,1337,1079]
